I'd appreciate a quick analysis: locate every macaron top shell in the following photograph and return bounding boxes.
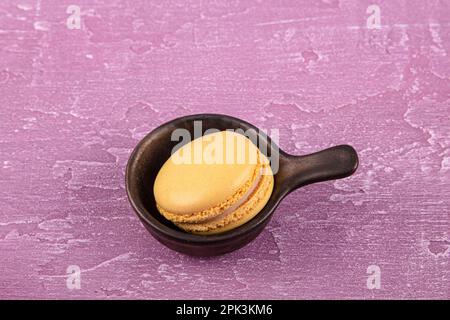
[154,131,262,216]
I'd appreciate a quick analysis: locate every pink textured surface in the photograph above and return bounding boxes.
[0,0,449,299]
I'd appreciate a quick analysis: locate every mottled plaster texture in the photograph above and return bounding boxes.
[0,0,449,299]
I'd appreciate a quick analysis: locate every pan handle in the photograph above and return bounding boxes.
[278,145,359,195]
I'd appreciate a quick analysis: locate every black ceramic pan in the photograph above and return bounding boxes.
[126,114,358,256]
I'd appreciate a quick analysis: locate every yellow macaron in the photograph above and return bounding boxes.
[153,130,274,235]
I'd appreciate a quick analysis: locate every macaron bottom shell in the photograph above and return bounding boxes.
[175,164,274,235]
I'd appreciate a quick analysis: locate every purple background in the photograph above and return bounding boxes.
[1,0,449,299]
